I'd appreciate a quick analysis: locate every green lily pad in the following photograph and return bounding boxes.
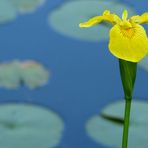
[0,60,49,89]
[0,0,17,23]
[20,61,49,89]
[86,101,148,148]
[138,55,148,71]
[49,0,135,42]
[0,0,45,23]
[12,0,45,13]
[0,103,64,148]
[0,61,21,88]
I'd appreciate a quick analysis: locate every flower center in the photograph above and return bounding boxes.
[120,27,135,38]
[118,20,135,38]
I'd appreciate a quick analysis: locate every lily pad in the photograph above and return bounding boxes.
[20,61,49,89]
[0,103,64,148]
[86,101,148,148]
[0,0,45,23]
[0,60,49,89]
[0,0,17,23]
[49,0,135,42]
[0,61,21,88]
[12,0,45,13]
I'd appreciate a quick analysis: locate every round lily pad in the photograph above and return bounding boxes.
[0,0,45,23]
[0,0,17,23]
[0,60,49,89]
[0,103,64,148]
[0,61,21,88]
[138,55,148,71]
[12,0,45,13]
[20,61,49,89]
[49,0,135,42]
[86,101,148,148]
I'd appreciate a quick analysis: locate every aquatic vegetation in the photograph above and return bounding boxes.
[49,0,135,42]
[20,61,49,89]
[0,103,64,148]
[79,9,148,148]
[0,0,17,23]
[0,60,49,89]
[12,0,45,12]
[0,0,45,23]
[0,61,21,88]
[86,101,148,148]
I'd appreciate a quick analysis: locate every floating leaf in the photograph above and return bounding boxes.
[49,0,135,42]
[12,0,45,13]
[0,61,21,88]
[0,0,45,23]
[0,103,64,148]
[86,101,148,148]
[0,0,17,23]
[0,60,49,89]
[20,61,49,89]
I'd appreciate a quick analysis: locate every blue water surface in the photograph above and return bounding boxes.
[0,0,148,148]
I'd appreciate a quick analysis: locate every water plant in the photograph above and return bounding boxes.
[79,10,148,148]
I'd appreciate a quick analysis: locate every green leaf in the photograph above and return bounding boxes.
[119,59,137,100]
[12,0,45,12]
[20,61,49,89]
[0,103,64,148]
[0,61,21,88]
[86,101,148,148]
[0,0,45,24]
[0,60,49,89]
[0,0,17,24]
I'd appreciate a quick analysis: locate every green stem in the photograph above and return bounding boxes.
[122,99,132,148]
[119,59,137,148]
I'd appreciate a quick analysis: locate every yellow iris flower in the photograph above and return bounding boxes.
[79,10,148,62]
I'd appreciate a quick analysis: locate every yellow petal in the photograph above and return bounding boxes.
[103,10,121,24]
[103,10,110,15]
[79,16,103,28]
[140,13,148,24]
[122,10,128,20]
[130,15,141,24]
[109,24,148,62]
[79,10,121,28]
[130,13,148,24]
